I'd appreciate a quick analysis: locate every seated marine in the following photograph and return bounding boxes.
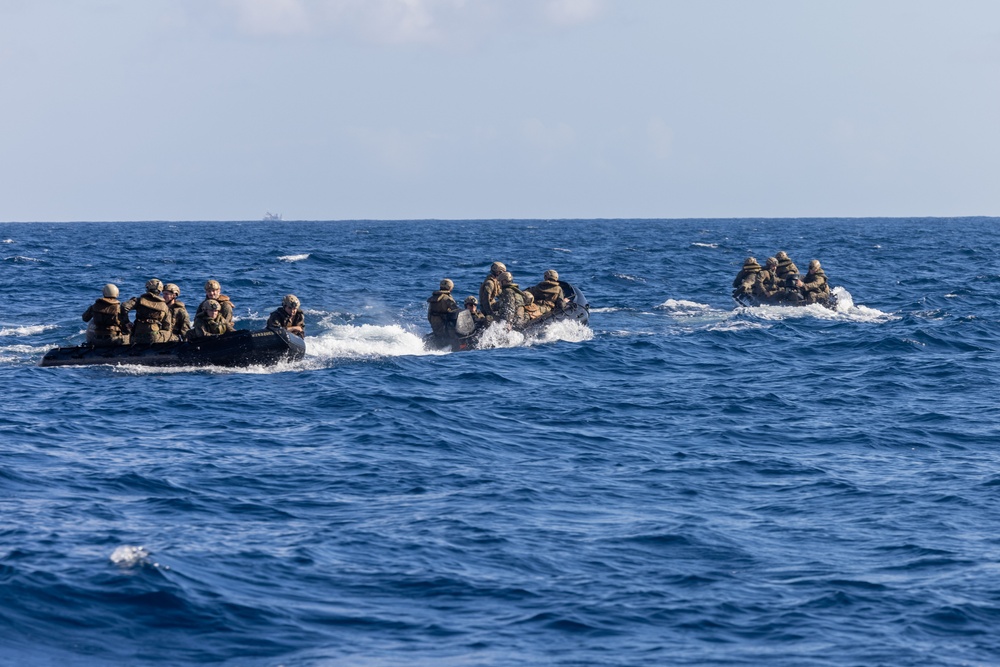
[190,299,234,339]
[732,257,762,297]
[799,260,830,303]
[463,296,489,330]
[774,251,799,283]
[527,269,565,314]
[122,278,172,344]
[756,257,780,299]
[196,279,235,326]
[427,278,460,338]
[162,283,190,342]
[82,283,130,346]
[266,294,305,337]
[522,292,543,321]
[495,271,526,328]
[478,261,506,318]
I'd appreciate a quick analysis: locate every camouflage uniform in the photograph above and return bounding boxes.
[166,301,191,341]
[122,280,172,344]
[732,258,762,297]
[528,270,565,314]
[82,296,130,346]
[496,273,526,328]
[267,307,306,337]
[196,295,234,326]
[523,293,543,321]
[756,258,780,299]
[478,275,501,317]
[801,261,830,304]
[775,252,800,284]
[190,312,233,339]
[427,280,460,338]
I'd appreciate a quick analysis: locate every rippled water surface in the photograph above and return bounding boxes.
[2,219,999,666]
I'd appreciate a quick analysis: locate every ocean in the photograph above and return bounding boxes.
[1,218,999,666]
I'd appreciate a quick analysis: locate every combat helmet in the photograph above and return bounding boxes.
[464,295,478,306]
[164,283,180,296]
[282,294,300,308]
[102,283,119,298]
[490,261,506,275]
[523,292,535,304]
[499,271,514,286]
[775,251,789,261]
[204,299,221,311]
[544,269,559,282]
[204,279,221,292]
[808,259,822,271]
[145,278,163,294]
[439,279,453,291]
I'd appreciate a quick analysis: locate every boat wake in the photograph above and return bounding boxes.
[738,287,897,323]
[0,324,57,337]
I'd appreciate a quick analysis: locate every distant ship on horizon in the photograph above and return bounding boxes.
[263,211,282,222]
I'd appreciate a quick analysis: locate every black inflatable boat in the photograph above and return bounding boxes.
[733,291,838,310]
[426,281,590,351]
[39,328,306,368]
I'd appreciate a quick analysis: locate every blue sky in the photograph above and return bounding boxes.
[1,0,998,221]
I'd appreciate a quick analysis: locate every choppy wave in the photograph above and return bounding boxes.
[0,324,57,337]
[691,242,718,248]
[4,218,1000,667]
[278,253,310,262]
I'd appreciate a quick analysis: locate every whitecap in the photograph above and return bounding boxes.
[307,323,445,360]
[740,287,897,323]
[691,242,718,249]
[589,307,621,313]
[525,319,594,346]
[707,320,768,332]
[4,255,40,262]
[278,253,310,262]
[613,273,646,283]
[0,324,57,337]
[552,247,572,253]
[109,545,168,570]
[656,299,712,315]
[2,239,13,244]
[110,545,150,567]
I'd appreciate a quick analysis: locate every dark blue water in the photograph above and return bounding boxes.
[2,219,999,666]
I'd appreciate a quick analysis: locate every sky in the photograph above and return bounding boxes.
[1,0,999,221]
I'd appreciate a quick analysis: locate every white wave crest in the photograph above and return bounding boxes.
[278,253,310,262]
[0,324,57,337]
[2,239,13,244]
[590,307,621,313]
[552,247,572,253]
[308,323,445,360]
[525,319,594,346]
[740,287,896,323]
[656,299,713,316]
[4,255,40,262]
[613,273,645,283]
[691,242,718,248]
[109,545,168,570]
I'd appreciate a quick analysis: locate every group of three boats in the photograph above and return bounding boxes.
[39,254,832,369]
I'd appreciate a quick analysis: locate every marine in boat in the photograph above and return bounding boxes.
[732,254,837,310]
[39,327,306,368]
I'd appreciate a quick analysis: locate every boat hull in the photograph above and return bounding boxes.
[39,328,306,368]
[733,291,838,310]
